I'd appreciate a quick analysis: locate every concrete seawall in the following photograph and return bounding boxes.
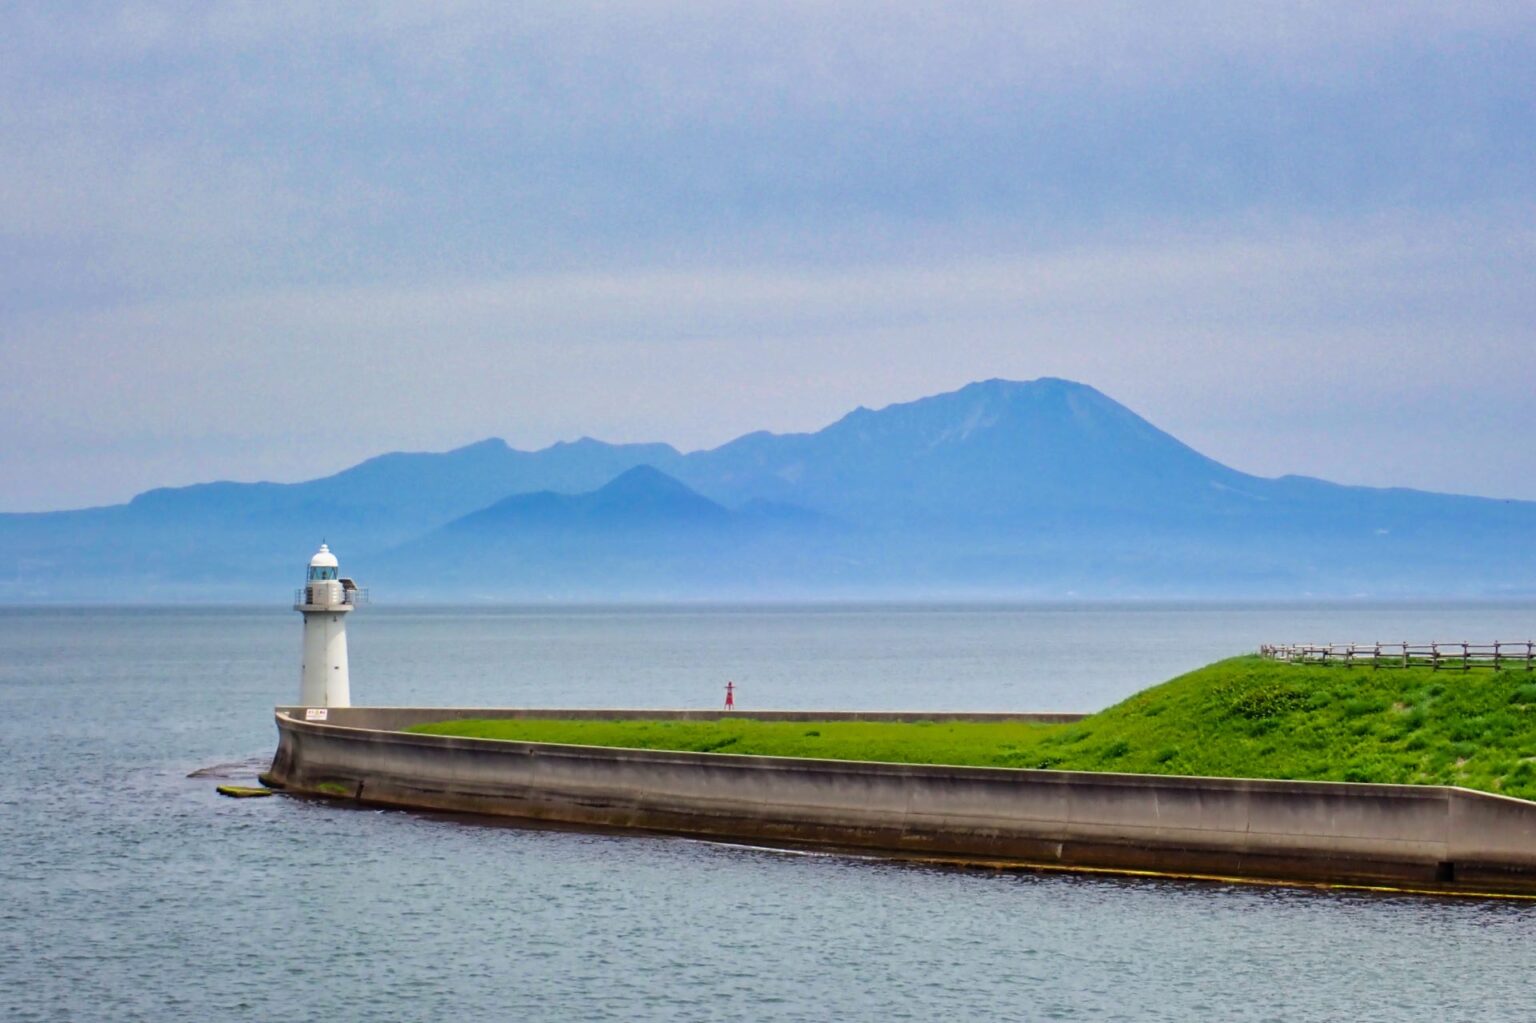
[265,707,1536,896]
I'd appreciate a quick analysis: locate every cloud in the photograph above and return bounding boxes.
[4,3,1534,301]
[5,209,1532,508]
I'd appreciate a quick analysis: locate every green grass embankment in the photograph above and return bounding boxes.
[407,656,1536,800]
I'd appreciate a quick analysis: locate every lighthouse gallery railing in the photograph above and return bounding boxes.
[294,587,369,607]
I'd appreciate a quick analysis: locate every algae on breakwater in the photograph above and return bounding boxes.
[216,785,273,798]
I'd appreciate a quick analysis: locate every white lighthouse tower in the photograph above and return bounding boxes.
[295,543,359,707]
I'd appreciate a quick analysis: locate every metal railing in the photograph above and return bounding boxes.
[1260,641,1536,671]
[293,586,369,607]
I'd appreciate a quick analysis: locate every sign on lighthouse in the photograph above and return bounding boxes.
[294,543,362,707]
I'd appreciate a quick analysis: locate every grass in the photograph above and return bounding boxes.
[411,716,1060,767]
[406,656,1536,801]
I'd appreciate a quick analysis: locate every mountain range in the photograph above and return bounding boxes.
[4,378,1533,601]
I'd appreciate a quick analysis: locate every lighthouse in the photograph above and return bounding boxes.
[294,543,360,707]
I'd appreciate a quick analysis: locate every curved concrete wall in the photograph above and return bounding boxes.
[265,707,1536,896]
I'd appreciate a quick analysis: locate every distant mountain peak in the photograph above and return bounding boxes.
[423,464,736,542]
[950,376,1109,408]
[565,464,733,524]
[820,375,1122,441]
[594,464,700,500]
[541,436,683,458]
[450,437,511,454]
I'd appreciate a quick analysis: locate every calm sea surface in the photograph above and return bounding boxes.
[4,603,1536,1022]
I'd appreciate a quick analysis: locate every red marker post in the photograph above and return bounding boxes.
[724,680,735,710]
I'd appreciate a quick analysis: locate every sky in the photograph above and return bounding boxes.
[3,1,1534,511]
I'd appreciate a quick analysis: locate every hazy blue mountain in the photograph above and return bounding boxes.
[0,437,683,599]
[124,435,686,542]
[3,377,1534,600]
[436,465,736,534]
[673,378,1248,521]
[378,467,844,599]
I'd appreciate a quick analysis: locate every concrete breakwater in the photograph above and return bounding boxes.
[265,706,1536,896]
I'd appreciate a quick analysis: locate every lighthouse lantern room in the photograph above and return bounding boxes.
[294,543,359,707]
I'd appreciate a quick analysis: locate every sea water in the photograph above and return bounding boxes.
[3,603,1535,1022]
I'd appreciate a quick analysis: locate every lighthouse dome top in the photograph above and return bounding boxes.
[309,543,339,569]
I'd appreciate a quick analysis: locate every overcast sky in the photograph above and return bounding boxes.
[3,2,1534,510]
